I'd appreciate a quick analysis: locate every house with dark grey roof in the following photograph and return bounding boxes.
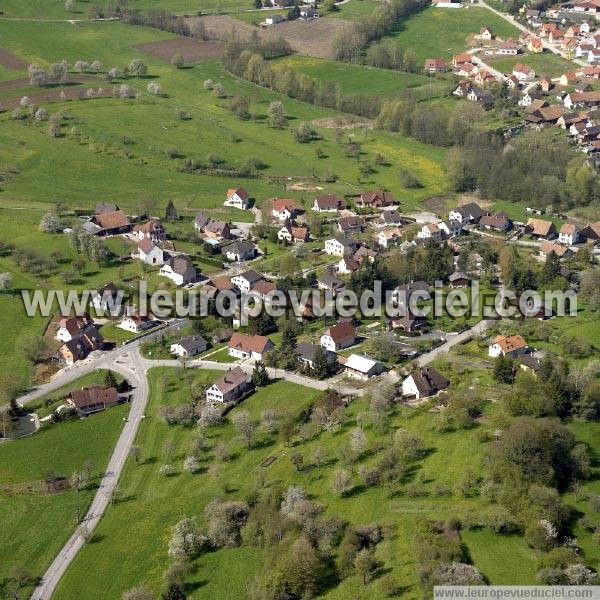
[222,240,256,262]
[206,367,254,404]
[448,202,487,225]
[402,367,449,400]
[297,342,337,370]
[170,335,208,358]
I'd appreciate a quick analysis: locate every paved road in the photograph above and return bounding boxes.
[480,1,586,67]
[30,349,147,600]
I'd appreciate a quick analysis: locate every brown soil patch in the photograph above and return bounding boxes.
[286,182,324,191]
[135,37,225,62]
[0,86,114,110]
[312,116,372,129]
[0,48,26,69]
[270,18,352,59]
[0,73,103,93]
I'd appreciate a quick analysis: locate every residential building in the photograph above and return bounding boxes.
[324,236,359,257]
[159,255,197,286]
[338,256,360,275]
[132,218,165,243]
[512,63,536,81]
[438,220,462,238]
[58,328,104,364]
[559,223,580,245]
[224,187,251,210]
[338,216,364,234]
[68,386,120,415]
[136,238,164,265]
[377,227,402,248]
[206,366,253,404]
[296,342,337,370]
[402,367,449,399]
[118,312,156,333]
[228,333,274,360]
[418,223,442,241]
[357,191,395,208]
[91,282,121,314]
[277,224,309,243]
[424,58,447,73]
[313,194,346,212]
[272,199,299,221]
[231,269,264,293]
[379,210,403,226]
[56,314,95,342]
[170,335,208,358]
[449,272,471,288]
[90,210,131,236]
[317,273,346,295]
[539,240,574,260]
[479,212,512,232]
[526,218,557,239]
[320,322,356,352]
[344,354,384,380]
[488,334,528,358]
[448,202,486,224]
[223,240,256,262]
[204,220,231,241]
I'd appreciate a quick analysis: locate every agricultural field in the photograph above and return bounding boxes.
[0,380,128,597]
[390,6,520,63]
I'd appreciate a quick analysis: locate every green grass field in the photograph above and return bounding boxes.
[0,394,128,596]
[390,6,520,63]
[487,51,574,78]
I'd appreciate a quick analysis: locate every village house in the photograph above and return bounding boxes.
[418,223,442,241]
[539,76,553,93]
[343,354,385,380]
[518,355,542,375]
[391,280,430,307]
[402,367,449,400]
[480,26,495,41]
[357,191,395,208]
[559,223,580,245]
[528,36,544,53]
[387,312,428,333]
[575,80,593,93]
[132,218,165,243]
[252,280,277,301]
[458,62,478,78]
[193,212,210,231]
[320,322,356,352]
[377,227,402,249]
[90,209,131,236]
[338,216,364,234]
[583,65,600,78]
[488,334,529,358]
[497,40,520,55]
[452,53,473,68]
[324,236,360,257]
[475,69,497,86]
[564,91,600,109]
[228,333,274,361]
[68,386,120,416]
[118,312,156,334]
[379,209,404,226]
[223,240,256,262]
[224,187,251,210]
[338,256,360,275]
[297,342,337,371]
[231,269,264,293]
[580,221,600,241]
[424,58,447,73]
[539,240,574,260]
[354,246,377,265]
[277,224,309,243]
[313,194,346,212]
[58,328,104,365]
[206,366,253,404]
[512,63,536,81]
[449,272,471,288]
[271,199,299,221]
[56,314,96,342]
[526,217,557,240]
[438,220,462,238]
[159,255,197,286]
[506,75,520,90]
[317,273,346,295]
[204,220,231,241]
[453,80,472,97]
[170,335,208,358]
[448,202,486,224]
[560,71,579,86]
[479,212,512,232]
[136,238,165,265]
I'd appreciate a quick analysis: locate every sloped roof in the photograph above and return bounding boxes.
[228,333,273,354]
[324,322,356,344]
[212,366,249,395]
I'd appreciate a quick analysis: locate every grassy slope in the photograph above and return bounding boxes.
[488,52,574,79]
[390,6,520,62]
[52,364,556,599]
[0,395,128,592]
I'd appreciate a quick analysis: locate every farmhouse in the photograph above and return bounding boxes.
[132,218,165,243]
[272,199,299,221]
[56,314,96,342]
[402,367,449,400]
[206,367,253,404]
[526,218,557,239]
[224,187,251,210]
[320,322,356,352]
[68,386,120,416]
[170,335,208,358]
[228,333,274,360]
[343,354,384,380]
[313,194,346,212]
[488,334,528,358]
[90,210,131,236]
[559,223,580,245]
[136,238,165,265]
[159,255,197,286]
[223,240,256,262]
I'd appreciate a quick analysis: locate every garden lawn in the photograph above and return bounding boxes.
[487,51,575,78]
[0,398,128,597]
[390,6,520,63]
